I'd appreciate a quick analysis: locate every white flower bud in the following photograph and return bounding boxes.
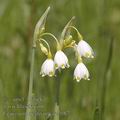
[40,59,55,77]
[54,50,70,69]
[77,40,94,58]
[74,62,90,82]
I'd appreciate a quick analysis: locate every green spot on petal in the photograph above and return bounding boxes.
[76,76,80,82]
[61,64,65,69]
[91,55,94,58]
[85,52,94,59]
[42,74,45,77]
[55,64,58,68]
[49,71,54,77]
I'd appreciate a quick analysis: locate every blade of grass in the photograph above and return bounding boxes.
[100,37,114,120]
[94,0,108,119]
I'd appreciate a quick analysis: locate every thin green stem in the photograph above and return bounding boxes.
[54,72,61,120]
[40,33,61,50]
[56,75,60,105]
[39,38,52,58]
[41,33,59,45]
[39,38,51,52]
[67,26,83,40]
[25,45,35,120]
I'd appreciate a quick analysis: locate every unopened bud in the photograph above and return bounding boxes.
[40,43,48,55]
[64,35,73,46]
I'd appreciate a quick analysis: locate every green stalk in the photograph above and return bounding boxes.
[54,72,61,120]
[94,38,114,120]
[25,45,35,120]
[100,38,114,120]
[93,0,106,119]
[25,6,50,120]
[53,17,75,120]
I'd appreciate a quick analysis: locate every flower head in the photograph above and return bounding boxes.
[40,59,55,77]
[54,50,70,69]
[77,40,94,58]
[74,62,90,82]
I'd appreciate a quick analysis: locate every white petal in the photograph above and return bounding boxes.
[74,62,90,81]
[77,40,94,58]
[40,59,55,77]
[54,50,69,69]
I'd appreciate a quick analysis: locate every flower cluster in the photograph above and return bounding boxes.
[73,38,94,82]
[40,50,69,77]
[34,8,94,82]
[39,36,94,82]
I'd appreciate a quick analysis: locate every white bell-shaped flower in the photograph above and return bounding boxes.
[77,40,94,58]
[74,62,90,82]
[40,59,55,77]
[54,50,70,69]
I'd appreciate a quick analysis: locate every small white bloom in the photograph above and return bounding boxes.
[77,40,94,58]
[74,62,90,82]
[40,59,55,77]
[54,50,70,69]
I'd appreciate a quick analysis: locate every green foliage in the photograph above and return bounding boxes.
[0,0,120,120]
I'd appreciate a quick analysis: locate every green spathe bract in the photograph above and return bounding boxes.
[25,6,50,120]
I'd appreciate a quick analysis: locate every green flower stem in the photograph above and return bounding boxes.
[39,38,52,58]
[40,33,61,50]
[56,75,60,106]
[39,38,51,52]
[54,72,61,120]
[67,26,83,40]
[25,45,35,120]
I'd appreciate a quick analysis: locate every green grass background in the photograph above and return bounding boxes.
[0,0,120,120]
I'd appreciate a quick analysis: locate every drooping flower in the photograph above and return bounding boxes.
[74,62,90,82]
[40,59,55,77]
[54,50,70,69]
[77,40,94,58]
